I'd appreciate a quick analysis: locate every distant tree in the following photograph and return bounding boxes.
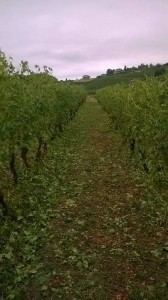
[83,75,90,80]
[131,66,137,71]
[124,65,127,72]
[154,67,166,77]
[155,63,162,68]
[138,63,146,69]
[20,60,31,75]
[35,64,40,73]
[106,69,114,75]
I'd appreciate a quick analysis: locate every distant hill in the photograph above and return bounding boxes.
[75,69,155,94]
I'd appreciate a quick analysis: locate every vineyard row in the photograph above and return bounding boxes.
[96,76,168,183]
[0,52,86,214]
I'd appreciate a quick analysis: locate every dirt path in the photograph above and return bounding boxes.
[26,97,167,299]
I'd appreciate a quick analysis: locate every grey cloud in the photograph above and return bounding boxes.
[29,49,85,63]
[0,0,168,79]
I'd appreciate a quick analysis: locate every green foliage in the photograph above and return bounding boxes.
[97,76,168,183]
[128,283,168,299]
[0,163,61,299]
[0,51,86,191]
[0,73,85,158]
[106,68,114,75]
[0,50,86,298]
[154,67,166,77]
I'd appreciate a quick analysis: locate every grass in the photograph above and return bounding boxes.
[1,96,167,299]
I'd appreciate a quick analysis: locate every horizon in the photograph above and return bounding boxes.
[60,61,168,80]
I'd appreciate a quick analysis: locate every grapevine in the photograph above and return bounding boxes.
[97,76,168,182]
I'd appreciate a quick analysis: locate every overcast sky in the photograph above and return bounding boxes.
[0,0,168,79]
